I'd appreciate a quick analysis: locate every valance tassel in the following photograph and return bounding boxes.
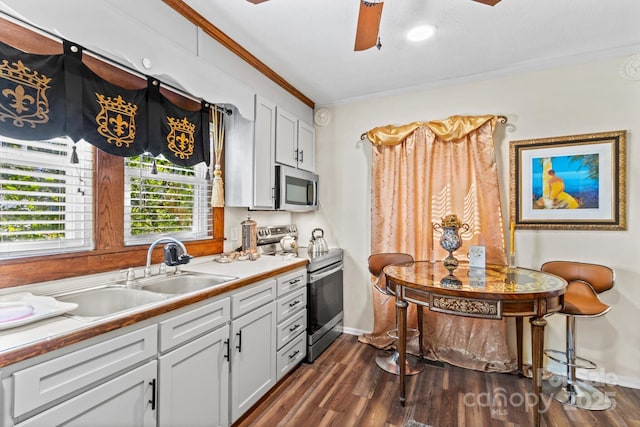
[211,166,224,207]
[151,158,158,175]
[210,107,225,207]
[70,145,79,164]
[205,168,211,181]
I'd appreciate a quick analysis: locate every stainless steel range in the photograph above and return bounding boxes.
[256,224,344,363]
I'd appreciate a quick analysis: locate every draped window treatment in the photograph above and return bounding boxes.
[0,38,211,168]
[359,115,516,372]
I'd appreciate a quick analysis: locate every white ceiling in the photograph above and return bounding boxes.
[183,0,640,107]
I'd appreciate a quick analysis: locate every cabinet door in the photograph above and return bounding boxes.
[297,120,315,172]
[253,95,276,209]
[275,107,298,168]
[230,301,276,423]
[16,361,156,427]
[158,325,230,427]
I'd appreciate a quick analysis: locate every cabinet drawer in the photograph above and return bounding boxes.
[276,269,306,296]
[15,361,156,427]
[13,325,157,418]
[276,332,306,381]
[276,288,306,323]
[232,279,276,319]
[159,297,230,353]
[276,310,306,350]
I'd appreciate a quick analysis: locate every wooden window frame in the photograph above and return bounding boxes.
[0,17,224,288]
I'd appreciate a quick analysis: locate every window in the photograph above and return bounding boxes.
[0,137,93,260]
[124,154,211,245]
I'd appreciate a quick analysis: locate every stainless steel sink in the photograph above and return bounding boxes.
[138,272,238,295]
[56,286,167,320]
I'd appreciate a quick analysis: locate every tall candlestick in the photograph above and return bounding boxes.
[509,221,515,255]
[430,225,435,263]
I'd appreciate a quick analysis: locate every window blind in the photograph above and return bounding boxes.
[0,137,94,259]
[124,154,212,245]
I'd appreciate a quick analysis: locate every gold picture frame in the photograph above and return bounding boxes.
[510,130,626,230]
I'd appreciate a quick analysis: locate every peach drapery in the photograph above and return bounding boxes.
[359,115,516,372]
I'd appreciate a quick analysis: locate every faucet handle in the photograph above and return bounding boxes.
[121,267,136,285]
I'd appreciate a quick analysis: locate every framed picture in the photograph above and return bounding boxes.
[510,130,626,230]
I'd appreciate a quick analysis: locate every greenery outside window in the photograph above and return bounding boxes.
[124,154,211,245]
[0,137,94,260]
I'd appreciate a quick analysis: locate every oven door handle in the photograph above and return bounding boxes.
[309,262,344,282]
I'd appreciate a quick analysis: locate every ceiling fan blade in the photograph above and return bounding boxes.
[246,0,269,3]
[354,1,384,51]
[472,0,502,5]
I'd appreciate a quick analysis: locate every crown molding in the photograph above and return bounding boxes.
[163,0,314,109]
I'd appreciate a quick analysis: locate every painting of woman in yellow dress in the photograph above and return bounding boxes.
[532,154,598,210]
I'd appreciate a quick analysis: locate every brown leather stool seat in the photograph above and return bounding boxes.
[540,261,614,410]
[368,253,424,375]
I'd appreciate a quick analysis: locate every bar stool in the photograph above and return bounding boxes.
[368,253,424,375]
[540,261,614,410]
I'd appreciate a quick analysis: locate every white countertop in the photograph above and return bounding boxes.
[0,254,307,365]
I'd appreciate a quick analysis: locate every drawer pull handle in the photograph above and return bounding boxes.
[288,350,300,359]
[289,323,301,332]
[289,278,301,285]
[224,338,230,361]
[149,379,156,410]
[236,330,242,352]
[289,300,300,307]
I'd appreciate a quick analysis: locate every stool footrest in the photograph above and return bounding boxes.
[544,349,598,370]
[387,328,419,340]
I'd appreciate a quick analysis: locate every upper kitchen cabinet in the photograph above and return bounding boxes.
[296,120,315,172]
[225,95,276,210]
[253,96,277,209]
[275,107,315,173]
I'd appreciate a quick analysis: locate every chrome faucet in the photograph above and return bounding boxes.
[145,237,192,277]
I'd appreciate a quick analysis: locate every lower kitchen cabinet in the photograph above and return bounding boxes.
[230,300,277,423]
[15,361,157,427]
[158,325,230,427]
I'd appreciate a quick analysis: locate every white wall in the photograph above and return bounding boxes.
[315,55,640,388]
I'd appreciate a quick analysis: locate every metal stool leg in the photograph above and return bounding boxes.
[542,316,611,410]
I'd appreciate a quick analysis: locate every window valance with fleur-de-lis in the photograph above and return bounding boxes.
[0,38,210,167]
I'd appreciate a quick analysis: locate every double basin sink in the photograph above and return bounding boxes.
[54,272,237,321]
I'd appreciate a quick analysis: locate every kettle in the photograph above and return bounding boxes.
[308,228,329,256]
[279,234,297,252]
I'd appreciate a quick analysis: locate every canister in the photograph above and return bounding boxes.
[241,216,257,254]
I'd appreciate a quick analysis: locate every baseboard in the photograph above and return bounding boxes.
[342,326,367,336]
[545,360,640,390]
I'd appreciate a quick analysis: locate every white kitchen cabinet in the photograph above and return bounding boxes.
[12,325,157,419]
[275,107,315,172]
[253,95,277,208]
[157,298,231,427]
[225,95,275,210]
[275,106,298,168]
[274,267,307,381]
[296,120,315,172]
[158,326,229,427]
[15,361,156,427]
[230,301,276,423]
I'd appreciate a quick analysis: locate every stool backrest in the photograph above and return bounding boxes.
[368,253,414,296]
[541,261,614,294]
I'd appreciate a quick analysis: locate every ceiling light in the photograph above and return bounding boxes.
[407,25,437,42]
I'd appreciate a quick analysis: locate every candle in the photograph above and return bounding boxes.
[509,221,515,255]
[430,225,435,263]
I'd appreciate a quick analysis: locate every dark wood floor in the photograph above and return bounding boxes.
[235,334,640,427]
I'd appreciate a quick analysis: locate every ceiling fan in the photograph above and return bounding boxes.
[246,0,502,51]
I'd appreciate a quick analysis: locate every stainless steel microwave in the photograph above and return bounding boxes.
[275,165,319,211]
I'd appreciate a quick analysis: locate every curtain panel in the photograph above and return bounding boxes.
[360,115,515,372]
[0,39,210,168]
